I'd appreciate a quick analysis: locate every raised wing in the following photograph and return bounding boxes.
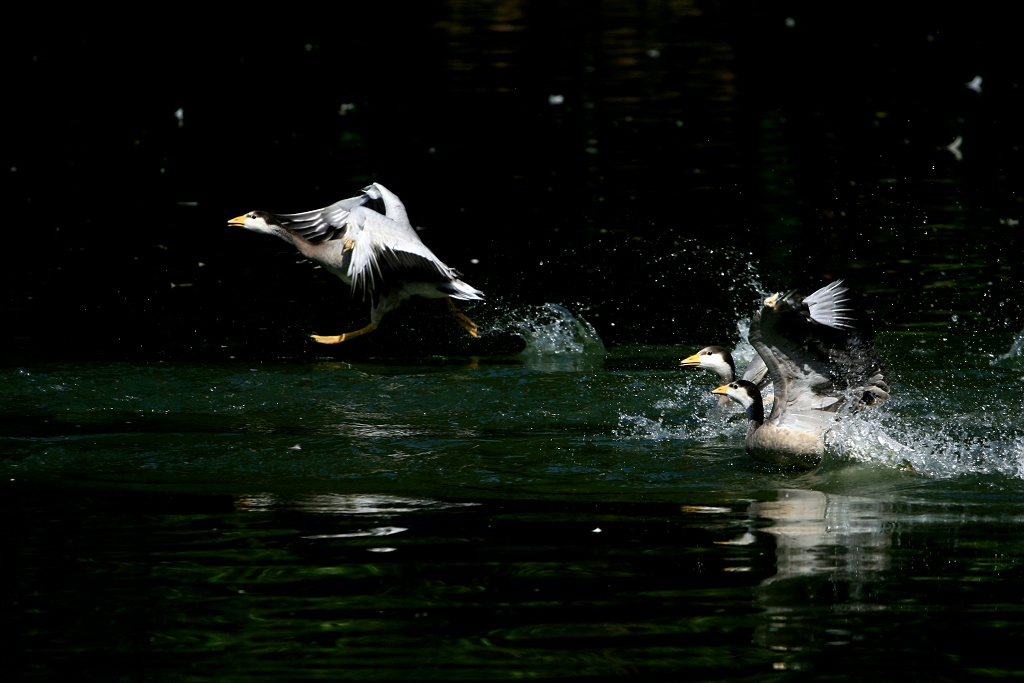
[344,205,457,295]
[275,191,383,244]
[274,184,460,297]
[751,280,889,429]
[740,353,770,388]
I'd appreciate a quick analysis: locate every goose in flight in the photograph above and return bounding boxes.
[228,183,483,344]
[711,280,889,468]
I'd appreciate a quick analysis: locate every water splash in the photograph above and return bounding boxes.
[739,259,771,300]
[671,264,1024,481]
[614,403,745,444]
[825,404,1024,480]
[620,311,1024,481]
[992,326,1024,376]
[612,362,752,446]
[496,303,606,356]
[731,317,760,369]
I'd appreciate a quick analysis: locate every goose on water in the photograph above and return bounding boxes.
[710,280,889,468]
[680,345,770,388]
[680,345,771,409]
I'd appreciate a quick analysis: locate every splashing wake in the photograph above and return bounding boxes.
[613,287,1024,481]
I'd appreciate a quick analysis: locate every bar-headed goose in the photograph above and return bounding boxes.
[712,280,889,468]
[229,183,483,343]
[680,345,771,408]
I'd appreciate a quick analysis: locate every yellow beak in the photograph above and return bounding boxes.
[679,352,702,367]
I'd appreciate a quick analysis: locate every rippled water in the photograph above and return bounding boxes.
[5,302,1024,680]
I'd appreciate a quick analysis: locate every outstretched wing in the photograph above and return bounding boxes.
[751,280,889,431]
[275,184,460,297]
[344,205,460,295]
[275,190,383,244]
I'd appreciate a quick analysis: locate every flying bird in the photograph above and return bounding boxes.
[228,183,483,343]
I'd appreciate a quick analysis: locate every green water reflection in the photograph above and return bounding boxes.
[8,483,1024,681]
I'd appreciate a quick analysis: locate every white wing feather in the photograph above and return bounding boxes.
[344,206,454,294]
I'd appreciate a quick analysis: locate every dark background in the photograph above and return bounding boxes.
[5,2,1021,362]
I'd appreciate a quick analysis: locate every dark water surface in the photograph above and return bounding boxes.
[6,2,1024,681]
[5,323,1024,681]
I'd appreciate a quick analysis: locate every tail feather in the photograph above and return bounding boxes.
[441,279,484,301]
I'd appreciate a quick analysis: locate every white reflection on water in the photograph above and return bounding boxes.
[304,526,408,540]
[747,490,892,655]
[724,483,1024,663]
[237,492,479,515]
[754,489,890,580]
